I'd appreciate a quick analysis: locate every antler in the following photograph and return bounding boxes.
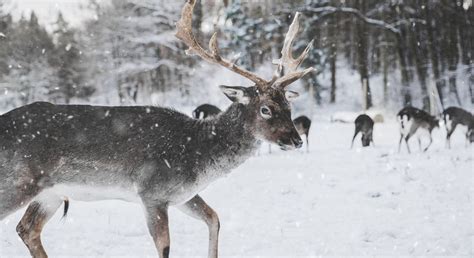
[272,12,315,89]
[175,0,268,86]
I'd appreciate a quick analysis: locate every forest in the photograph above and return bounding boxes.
[0,1,473,257]
[0,0,472,114]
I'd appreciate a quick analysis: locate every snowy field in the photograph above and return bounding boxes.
[1,115,472,257]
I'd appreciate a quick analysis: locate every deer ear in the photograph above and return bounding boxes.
[285,90,299,102]
[219,85,250,104]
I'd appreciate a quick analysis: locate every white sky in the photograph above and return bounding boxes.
[3,0,95,30]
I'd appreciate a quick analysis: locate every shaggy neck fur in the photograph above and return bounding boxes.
[193,102,261,178]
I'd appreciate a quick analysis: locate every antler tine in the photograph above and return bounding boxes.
[273,12,315,89]
[274,13,313,75]
[273,12,314,88]
[273,67,315,89]
[176,0,268,86]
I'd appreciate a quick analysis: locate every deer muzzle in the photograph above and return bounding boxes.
[278,132,303,150]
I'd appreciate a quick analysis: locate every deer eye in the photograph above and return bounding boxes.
[260,106,272,119]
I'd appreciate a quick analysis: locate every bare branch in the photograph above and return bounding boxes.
[300,6,401,34]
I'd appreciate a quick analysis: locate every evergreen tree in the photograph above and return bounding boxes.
[51,12,88,103]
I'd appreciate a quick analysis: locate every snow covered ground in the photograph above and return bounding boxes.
[1,115,472,257]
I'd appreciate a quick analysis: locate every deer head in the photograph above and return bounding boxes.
[176,0,315,150]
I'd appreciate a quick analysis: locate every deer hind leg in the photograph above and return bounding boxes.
[0,190,30,221]
[179,195,220,258]
[16,191,63,258]
[424,133,433,152]
[143,203,170,258]
[446,123,457,148]
[305,133,309,153]
[0,170,40,221]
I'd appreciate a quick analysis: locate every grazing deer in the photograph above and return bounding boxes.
[293,115,311,152]
[192,104,222,119]
[351,114,374,148]
[443,106,474,148]
[397,106,439,153]
[0,1,314,258]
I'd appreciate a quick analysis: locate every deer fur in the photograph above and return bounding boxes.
[0,0,314,257]
[351,114,374,148]
[443,106,474,148]
[397,106,439,153]
[192,104,222,119]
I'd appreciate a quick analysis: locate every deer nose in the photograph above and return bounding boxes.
[292,136,303,149]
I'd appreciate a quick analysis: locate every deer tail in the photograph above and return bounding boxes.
[62,198,69,219]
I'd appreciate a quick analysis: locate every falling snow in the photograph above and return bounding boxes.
[1,117,471,257]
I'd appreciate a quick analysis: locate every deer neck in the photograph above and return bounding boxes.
[200,103,261,176]
[215,103,260,150]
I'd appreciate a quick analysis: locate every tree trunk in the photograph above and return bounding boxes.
[392,3,411,106]
[330,44,337,103]
[381,39,389,103]
[395,33,411,106]
[424,1,445,108]
[355,0,372,110]
[446,3,461,105]
[329,15,338,103]
[411,18,430,111]
[469,70,474,104]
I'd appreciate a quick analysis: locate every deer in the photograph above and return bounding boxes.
[351,114,374,148]
[268,114,310,154]
[267,114,310,154]
[0,1,314,257]
[443,106,474,148]
[293,115,311,152]
[192,104,222,119]
[397,106,439,153]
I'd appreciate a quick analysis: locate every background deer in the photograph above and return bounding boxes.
[443,106,473,148]
[293,115,311,152]
[397,106,439,153]
[192,104,222,119]
[351,114,374,148]
[0,1,313,257]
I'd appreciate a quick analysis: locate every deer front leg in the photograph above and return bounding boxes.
[305,134,309,153]
[351,130,359,149]
[178,195,220,258]
[465,131,471,147]
[144,203,170,258]
[404,135,412,154]
[398,133,403,153]
[423,133,433,152]
[16,192,63,258]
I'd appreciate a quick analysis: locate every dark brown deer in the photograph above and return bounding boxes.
[351,114,374,148]
[293,115,311,152]
[192,104,222,119]
[268,113,310,154]
[443,106,474,148]
[0,1,314,258]
[397,106,439,153]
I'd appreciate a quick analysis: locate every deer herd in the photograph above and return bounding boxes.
[0,1,472,258]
